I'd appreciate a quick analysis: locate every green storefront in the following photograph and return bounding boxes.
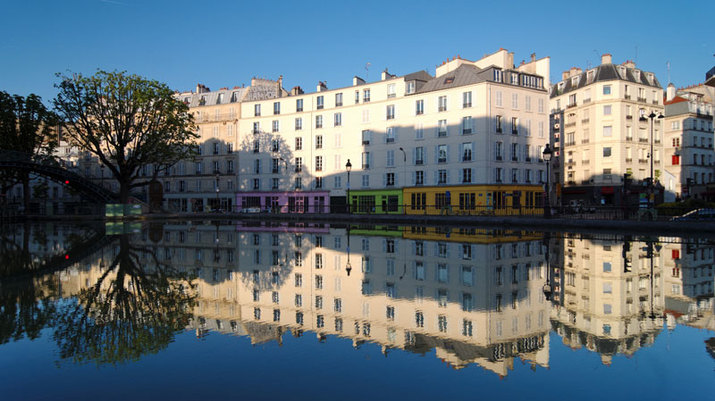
[348,189,403,214]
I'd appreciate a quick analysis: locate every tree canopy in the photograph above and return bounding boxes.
[53,70,197,203]
[0,92,58,206]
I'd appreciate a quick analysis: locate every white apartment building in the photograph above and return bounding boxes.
[663,83,715,200]
[550,54,664,206]
[237,49,550,212]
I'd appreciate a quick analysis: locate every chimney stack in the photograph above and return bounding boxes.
[353,76,365,86]
[601,53,612,65]
[666,83,676,102]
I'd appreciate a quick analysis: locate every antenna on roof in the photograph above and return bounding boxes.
[365,62,371,82]
[666,61,671,84]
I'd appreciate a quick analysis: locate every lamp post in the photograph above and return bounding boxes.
[399,147,407,213]
[345,225,352,276]
[345,159,352,214]
[542,231,552,301]
[215,173,220,211]
[542,144,553,218]
[642,111,664,207]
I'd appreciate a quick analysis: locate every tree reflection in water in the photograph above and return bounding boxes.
[0,223,57,344]
[53,235,196,365]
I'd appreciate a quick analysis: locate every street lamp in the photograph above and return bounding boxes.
[642,111,664,207]
[542,231,552,301]
[215,173,220,211]
[345,225,352,276]
[345,159,352,213]
[542,144,553,218]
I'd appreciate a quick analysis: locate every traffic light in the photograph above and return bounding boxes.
[64,180,70,185]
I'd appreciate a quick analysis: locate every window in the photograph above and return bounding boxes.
[406,81,415,94]
[387,83,396,98]
[603,85,611,95]
[438,169,447,184]
[316,135,323,149]
[415,123,424,139]
[271,120,279,133]
[335,92,343,107]
[603,125,612,137]
[415,99,424,115]
[295,137,302,150]
[512,93,518,109]
[273,101,280,115]
[415,147,424,165]
[386,150,395,166]
[316,95,324,109]
[438,120,447,137]
[334,112,342,126]
[362,129,371,145]
[511,117,519,134]
[361,152,370,169]
[438,145,447,163]
[295,117,302,130]
[603,105,612,115]
[386,172,395,186]
[496,115,503,133]
[462,116,473,134]
[296,98,303,112]
[463,91,472,108]
[415,171,424,185]
[386,127,396,143]
[315,156,323,171]
[603,147,612,157]
[462,168,472,183]
[462,143,472,161]
[363,89,371,102]
[386,105,395,120]
[295,157,302,172]
[315,115,323,129]
[438,96,447,112]
[254,104,261,117]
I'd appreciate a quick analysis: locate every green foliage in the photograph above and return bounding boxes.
[53,70,197,202]
[656,198,715,216]
[0,91,58,200]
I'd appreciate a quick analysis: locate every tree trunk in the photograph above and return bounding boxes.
[22,171,30,213]
[119,181,131,204]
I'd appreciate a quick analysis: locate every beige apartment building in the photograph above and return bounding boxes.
[235,49,550,212]
[663,83,715,200]
[550,54,664,206]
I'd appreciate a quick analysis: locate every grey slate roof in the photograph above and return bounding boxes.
[551,63,662,98]
[181,87,246,108]
[416,64,488,94]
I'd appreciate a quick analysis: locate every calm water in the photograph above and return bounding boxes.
[0,221,713,401]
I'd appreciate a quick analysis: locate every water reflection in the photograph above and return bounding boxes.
[1,222,713,375]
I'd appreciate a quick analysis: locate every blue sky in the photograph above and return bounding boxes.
[2,0,713,103]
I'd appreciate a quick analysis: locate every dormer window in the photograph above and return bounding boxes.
[217,93,224,104]
[634,70,641,81]
[647,73,654,84]
[571,76,580,87]
[587,70,595,83]
[493,69,503,82]
[558,82,565,93]
[406,81,415,94]
[444,76,455,84]
[617,66,626,78]
[511,74,519,84]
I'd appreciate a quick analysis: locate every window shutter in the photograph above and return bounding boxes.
[435,146,440,163]
[445,170,450,184]
[382,174,387,187]
[412,148,416,164]
[411,171,416,185]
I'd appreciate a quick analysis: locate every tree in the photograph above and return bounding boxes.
[53,70,197,203]
[0,92,58,209]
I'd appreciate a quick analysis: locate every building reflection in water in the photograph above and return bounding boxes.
[2,221,713,373]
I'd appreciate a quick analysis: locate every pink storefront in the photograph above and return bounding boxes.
[236,191,331,213]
